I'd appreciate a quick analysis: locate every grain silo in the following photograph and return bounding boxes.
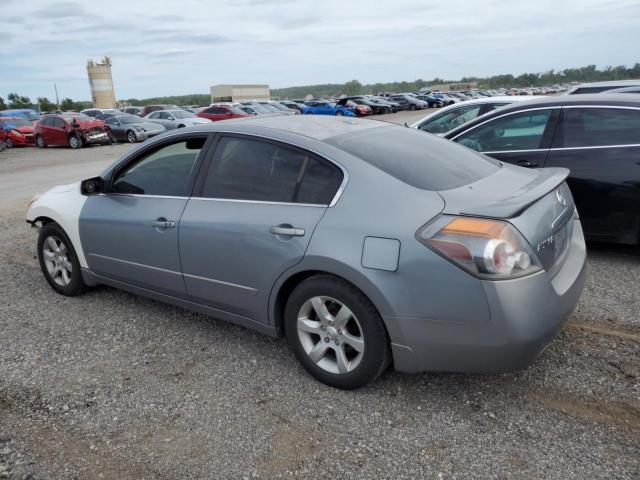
[87,57,116,108]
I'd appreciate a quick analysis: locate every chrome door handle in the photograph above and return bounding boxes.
[152,220,175,229]
[270,226,305,236]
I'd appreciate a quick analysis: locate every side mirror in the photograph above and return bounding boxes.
[167,116,175,121]
[81,176,103,195]
[113,121,120,126]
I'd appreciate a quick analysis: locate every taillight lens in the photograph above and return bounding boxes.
[417,216,542,279]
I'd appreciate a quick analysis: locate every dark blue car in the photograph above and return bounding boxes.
[0,109,41,122]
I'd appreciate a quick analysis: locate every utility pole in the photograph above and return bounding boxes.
[54,83,60,110]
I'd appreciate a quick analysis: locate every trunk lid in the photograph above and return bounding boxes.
[439,164,574,272]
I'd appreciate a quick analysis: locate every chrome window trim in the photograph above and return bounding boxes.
[103,129,349,208]
[449,106,561,142]
[550,143,640,152]
[561,104,640,111]
[189,197,327,208]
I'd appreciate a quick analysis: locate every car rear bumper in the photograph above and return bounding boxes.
[386,219,588,374]
[83,131,109,144]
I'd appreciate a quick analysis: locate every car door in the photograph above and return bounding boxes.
[50,117,69,145]
[451,107,559,168]
[105,117,124,141]
[147,111,164,128]
[79,135,210,297]
[179,134,345,323]
[545,106,640,244]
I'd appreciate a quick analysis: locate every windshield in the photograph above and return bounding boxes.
[2,119,31,128]
[171,110,195,119]
[326,125,498,191]
[119,115,142,124]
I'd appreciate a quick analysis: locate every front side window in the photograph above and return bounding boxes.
[419,105,482,134]
[456,109,552,152]
[110,138,205,196]
[558,107,640,148]
[201,136,343,204]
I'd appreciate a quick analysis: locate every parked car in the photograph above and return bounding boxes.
[143,109,211,130]
[568,80,640,94]
[388,94,425,111]
[140,105,179,117]
[96,113,118,121]
[345,100,372,117]
[367,96,401,112]
[430,93,460,106]
[444,93,640,245]
[120,107,144,116]
[411,96,537,135]
[0,108,41,122]
[197,105,252,122]
[34,113,110,148]
[26,115,587,389]
[246,102,290,115]
[104,114,166,143]
[0,117,35,147]
[81,108,120,118]
[301,100,356,116]
[278,100,304,113]
[347,97,392,115]
[414,95,443,108]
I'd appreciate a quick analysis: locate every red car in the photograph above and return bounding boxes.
[197,104,251,122]
[35,113,110,149]
[347,100,372,117]
[0,117,35,147]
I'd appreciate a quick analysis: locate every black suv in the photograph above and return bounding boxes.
[445,94,640,245]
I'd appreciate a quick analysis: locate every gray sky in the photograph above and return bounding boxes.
[2,0,639,101]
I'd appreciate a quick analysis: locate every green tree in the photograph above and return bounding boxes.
[0,96,6,110]
[37,97,57,112]
[60,98,81,111]
[342,79,362,96]
[7,93,32,109]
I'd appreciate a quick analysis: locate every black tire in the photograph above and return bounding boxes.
[126,130,137,143]
[69,134,82,149]
[37,222,87,296]
[335,111,344,116]
[36,135,46,148]
[6,138,14,148]
[284,274,391,389]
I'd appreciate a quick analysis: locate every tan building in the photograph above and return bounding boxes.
[87,57,116,108]
[210,84,270,103]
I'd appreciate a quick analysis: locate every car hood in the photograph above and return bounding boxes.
[14,125,34,133]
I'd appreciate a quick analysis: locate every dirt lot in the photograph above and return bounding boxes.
[0,113,638,479]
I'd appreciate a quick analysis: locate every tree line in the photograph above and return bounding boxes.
[3,63,638,111]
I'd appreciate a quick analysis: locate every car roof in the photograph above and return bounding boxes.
[572,79,640,88]
[443,93,640,138]
[173,114,386,141]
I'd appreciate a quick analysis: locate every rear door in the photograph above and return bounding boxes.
[179,134,345,323]
[50,117,68,145]
[545,106,640,243]
[451,107,560,168]
[80,135,210,297]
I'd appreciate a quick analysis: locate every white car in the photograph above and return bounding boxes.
[410,96,537,135]
[143,109,211,130]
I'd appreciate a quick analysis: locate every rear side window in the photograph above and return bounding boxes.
[326,125,498,191]
[558,107,640,147]
[200,136,343,204]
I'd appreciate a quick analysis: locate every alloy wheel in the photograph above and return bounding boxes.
[42,236,73,287]
[127,131,137,143]
[297,296,365,374]
[6,138,14,148]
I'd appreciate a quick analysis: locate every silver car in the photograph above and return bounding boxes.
[26,116,587,389]
[143,109,211,130]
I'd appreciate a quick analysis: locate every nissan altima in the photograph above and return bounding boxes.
[26,116,587,389]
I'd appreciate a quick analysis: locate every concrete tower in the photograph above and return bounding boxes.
[87,57,116,108]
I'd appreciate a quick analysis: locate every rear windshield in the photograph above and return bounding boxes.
[326,125,499,191]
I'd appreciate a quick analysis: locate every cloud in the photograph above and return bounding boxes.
[32,1,91,19]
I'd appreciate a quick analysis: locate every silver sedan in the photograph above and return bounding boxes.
[26,116,587,389]
[143,109,211,130]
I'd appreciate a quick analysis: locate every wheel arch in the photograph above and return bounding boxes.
[268,258,394,338]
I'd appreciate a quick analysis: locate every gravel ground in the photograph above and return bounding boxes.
[0,115,638,479]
